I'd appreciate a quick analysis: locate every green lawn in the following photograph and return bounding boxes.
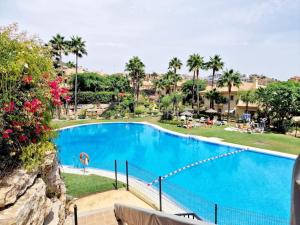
[51,117,300,155]
[61,173,125,198]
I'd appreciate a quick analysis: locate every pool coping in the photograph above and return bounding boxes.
[56,121,297,160]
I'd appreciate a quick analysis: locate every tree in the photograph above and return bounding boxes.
[206,55,224,107]
[238,90,256,113]
[255,81,300,133]
[182,80,207,105]
[68,36,87,113]
[168,57,182,90]
[217,69,241,121]
[206,55,224,87]
[160,95,172,120]
[153,79,164,101]
[168,57,182,74]
[205,88,221,109]
[170,92,183,119]
[48,34,69,71]
[125,56,145,104]
[186,54,205,114]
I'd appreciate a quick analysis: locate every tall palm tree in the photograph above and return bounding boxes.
[186,54,205,114]
[168,57,182,91]
[207,55,224,87]
[153,79,164,101]
[168,57,182,74]
[218,69,241,121]
[49,34,69,71]
[125,56,145,104]
[69,36,87,113]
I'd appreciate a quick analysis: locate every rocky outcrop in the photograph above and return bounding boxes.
[0,178,51,225]
[0,153,66,225]
[0,169,37,208]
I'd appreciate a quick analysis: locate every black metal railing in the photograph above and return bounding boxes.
[175,213,202,220]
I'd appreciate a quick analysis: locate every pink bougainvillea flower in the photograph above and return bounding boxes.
[2,133,9,139]
[24,98,42,113]
[2,129,13,139]
[3,101,15,112]
[22,75,33,84]
[64,95,71,102]
[18,135,28,142]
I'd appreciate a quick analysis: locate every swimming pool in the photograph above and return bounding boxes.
[55,123,294,224]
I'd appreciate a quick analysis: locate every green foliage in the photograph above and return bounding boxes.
[135,106,145,115]
[238,90,256,112]
[70,72,131,93]
[76,91,115,104]
[20,141,55,171]
[255,81,300,133]
[182,79,206,104]
[0,24,56,169]
[168,57,182,73]
[0,24,54,102]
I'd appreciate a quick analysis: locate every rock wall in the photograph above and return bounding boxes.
[0,153,66,225]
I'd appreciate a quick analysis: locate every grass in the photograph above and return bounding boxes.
[61,173,125,198]
[51,117,300,155]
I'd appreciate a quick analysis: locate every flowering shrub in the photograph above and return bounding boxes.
[0,24,70,171]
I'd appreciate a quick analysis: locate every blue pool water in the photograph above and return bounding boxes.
[55,123,294,224]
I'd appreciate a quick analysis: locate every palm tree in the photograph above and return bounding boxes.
[125,56,145,104]
[207,55,224,87]
[49,34,69,71]
[69,36,87,113]
[168,58,182,91]
[205,88,221,109]
[238,90,256,113]
[162,71,175,94]
[186,54,205,114]
[170,92,183,119]
[153,79,164,101]
[218,69,242,121]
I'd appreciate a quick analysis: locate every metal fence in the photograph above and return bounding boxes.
[72,160,289,225]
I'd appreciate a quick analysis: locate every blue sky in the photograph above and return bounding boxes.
[1,0,299,80]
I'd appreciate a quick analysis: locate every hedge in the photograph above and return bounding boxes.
[75,91,115,104]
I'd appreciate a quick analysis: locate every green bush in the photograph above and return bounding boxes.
[20,141,55,171]
[76,91,115,104]
[135,106,145,115]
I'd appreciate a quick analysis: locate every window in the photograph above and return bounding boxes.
[230,95,234,101]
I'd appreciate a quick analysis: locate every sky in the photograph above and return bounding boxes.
[1,0,300,80]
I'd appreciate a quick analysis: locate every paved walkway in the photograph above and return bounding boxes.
[61,166,186,214]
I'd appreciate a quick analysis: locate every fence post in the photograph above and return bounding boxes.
[74,204,78,225]
[159,176,162,211]
[126,160,129,191]
[115,160,118,190]
[214,204,218,224]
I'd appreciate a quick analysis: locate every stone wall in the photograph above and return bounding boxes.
[0,153,66,225]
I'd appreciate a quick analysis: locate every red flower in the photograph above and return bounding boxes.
[64,96,71,102]
[2,129,13,139]
[24,98,42,113]
[3,101,15,112]
[18,135,28,142]
[31,138,37,143]
[22,75,33,84]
